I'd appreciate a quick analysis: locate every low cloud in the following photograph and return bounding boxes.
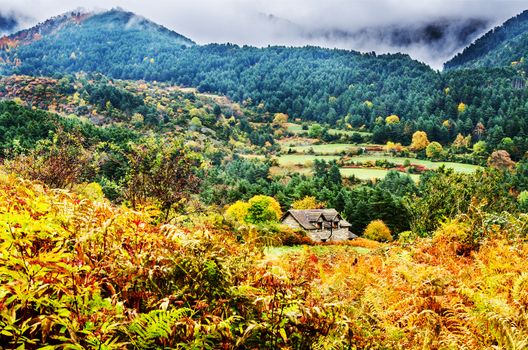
[0,0,527,68]
[0,11,23,35]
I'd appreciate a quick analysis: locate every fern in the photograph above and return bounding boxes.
[127,308,192,349]
[512,273,528,307]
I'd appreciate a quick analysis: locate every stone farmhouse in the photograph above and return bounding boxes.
[281,209,357,242]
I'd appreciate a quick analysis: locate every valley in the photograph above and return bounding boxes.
[0,5,527,349]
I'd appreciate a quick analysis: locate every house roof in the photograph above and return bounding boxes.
[282,209,352,230]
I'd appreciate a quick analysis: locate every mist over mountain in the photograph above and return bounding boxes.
[0,0,527,69]
[0,12,20,35]
[259,14,491,69]
[445,9,528,70]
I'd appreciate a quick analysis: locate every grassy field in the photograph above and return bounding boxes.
[265,244,375,259]
[276,154,340,166]
[286,123,305,134]
[327,129,372,137]
[340,168,421,181]
[238,154,266,160]
[348,155,481,173]
[284,143,358,154]
[269,166,312,177]
[286,123,372,137]
[274,154,478,180]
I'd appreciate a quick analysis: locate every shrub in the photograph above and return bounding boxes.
[432,220,473,255]
[73,182,105,202]
[5,129,93,189]
[520,191,528,212]
[398,230,417,244]
[363,220,393,242]
[279,226,314,246]
[473,141,487,155]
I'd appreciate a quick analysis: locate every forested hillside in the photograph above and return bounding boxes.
[2,5,528,348]
[445,10,528,69]
[2,8,528,156]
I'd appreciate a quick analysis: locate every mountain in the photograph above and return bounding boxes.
[0,9,439,126]
[290,17,490,69]
[2,8,528,157]
[445,10,528,70]
[0,8,194,61]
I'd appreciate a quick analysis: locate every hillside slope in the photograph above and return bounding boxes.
[0,8,194,71]
[0,9,439,125]
[445,10,528,70]
[1,8,528,155]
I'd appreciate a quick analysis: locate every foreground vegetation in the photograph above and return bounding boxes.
[2,6,528,347]
[2,172,528,349]
[0,70,528,349]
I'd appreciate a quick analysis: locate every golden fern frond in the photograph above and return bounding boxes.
[512,273,528,308]
[127,308,192,349]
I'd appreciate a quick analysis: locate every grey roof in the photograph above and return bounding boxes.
[282,209,352,230]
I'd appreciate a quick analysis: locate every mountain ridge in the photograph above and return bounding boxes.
[0,8,195,51]
[444,9,528,70]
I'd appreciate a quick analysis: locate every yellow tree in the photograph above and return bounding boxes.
[426,142,443,159]
[292,196,325,209]
[385,115,400,124]
[246,195,282,224]
[225,201,250,224]
[453,133,466,149]
[273,113,289,126]
[457,102,467,114]
[410,131,430,151]
[363,220,393,242]
[385,141,403,153]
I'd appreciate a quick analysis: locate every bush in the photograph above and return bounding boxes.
[398,230,417,244]
[73,182,105,202]
[363,220,393,242]
[432,220,473,255]
[520,191,528,212]
[279,226,314,246]
[4,130,93,189]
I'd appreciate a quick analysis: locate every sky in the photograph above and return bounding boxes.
[0,0,527,68]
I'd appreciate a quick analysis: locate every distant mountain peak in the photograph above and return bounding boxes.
[444,8,528,70]
[0,10,91,50]
[0,8,194,51]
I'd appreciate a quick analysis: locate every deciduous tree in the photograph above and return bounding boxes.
[292,196,325,209]
[124,138,202,220]
[488,150,515,170]
[385,114,400,124]
[410,131,430,151]
[363,220,393,242]
[426,142,443,159]
[246,195,283,224]
[225,200,250,224]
